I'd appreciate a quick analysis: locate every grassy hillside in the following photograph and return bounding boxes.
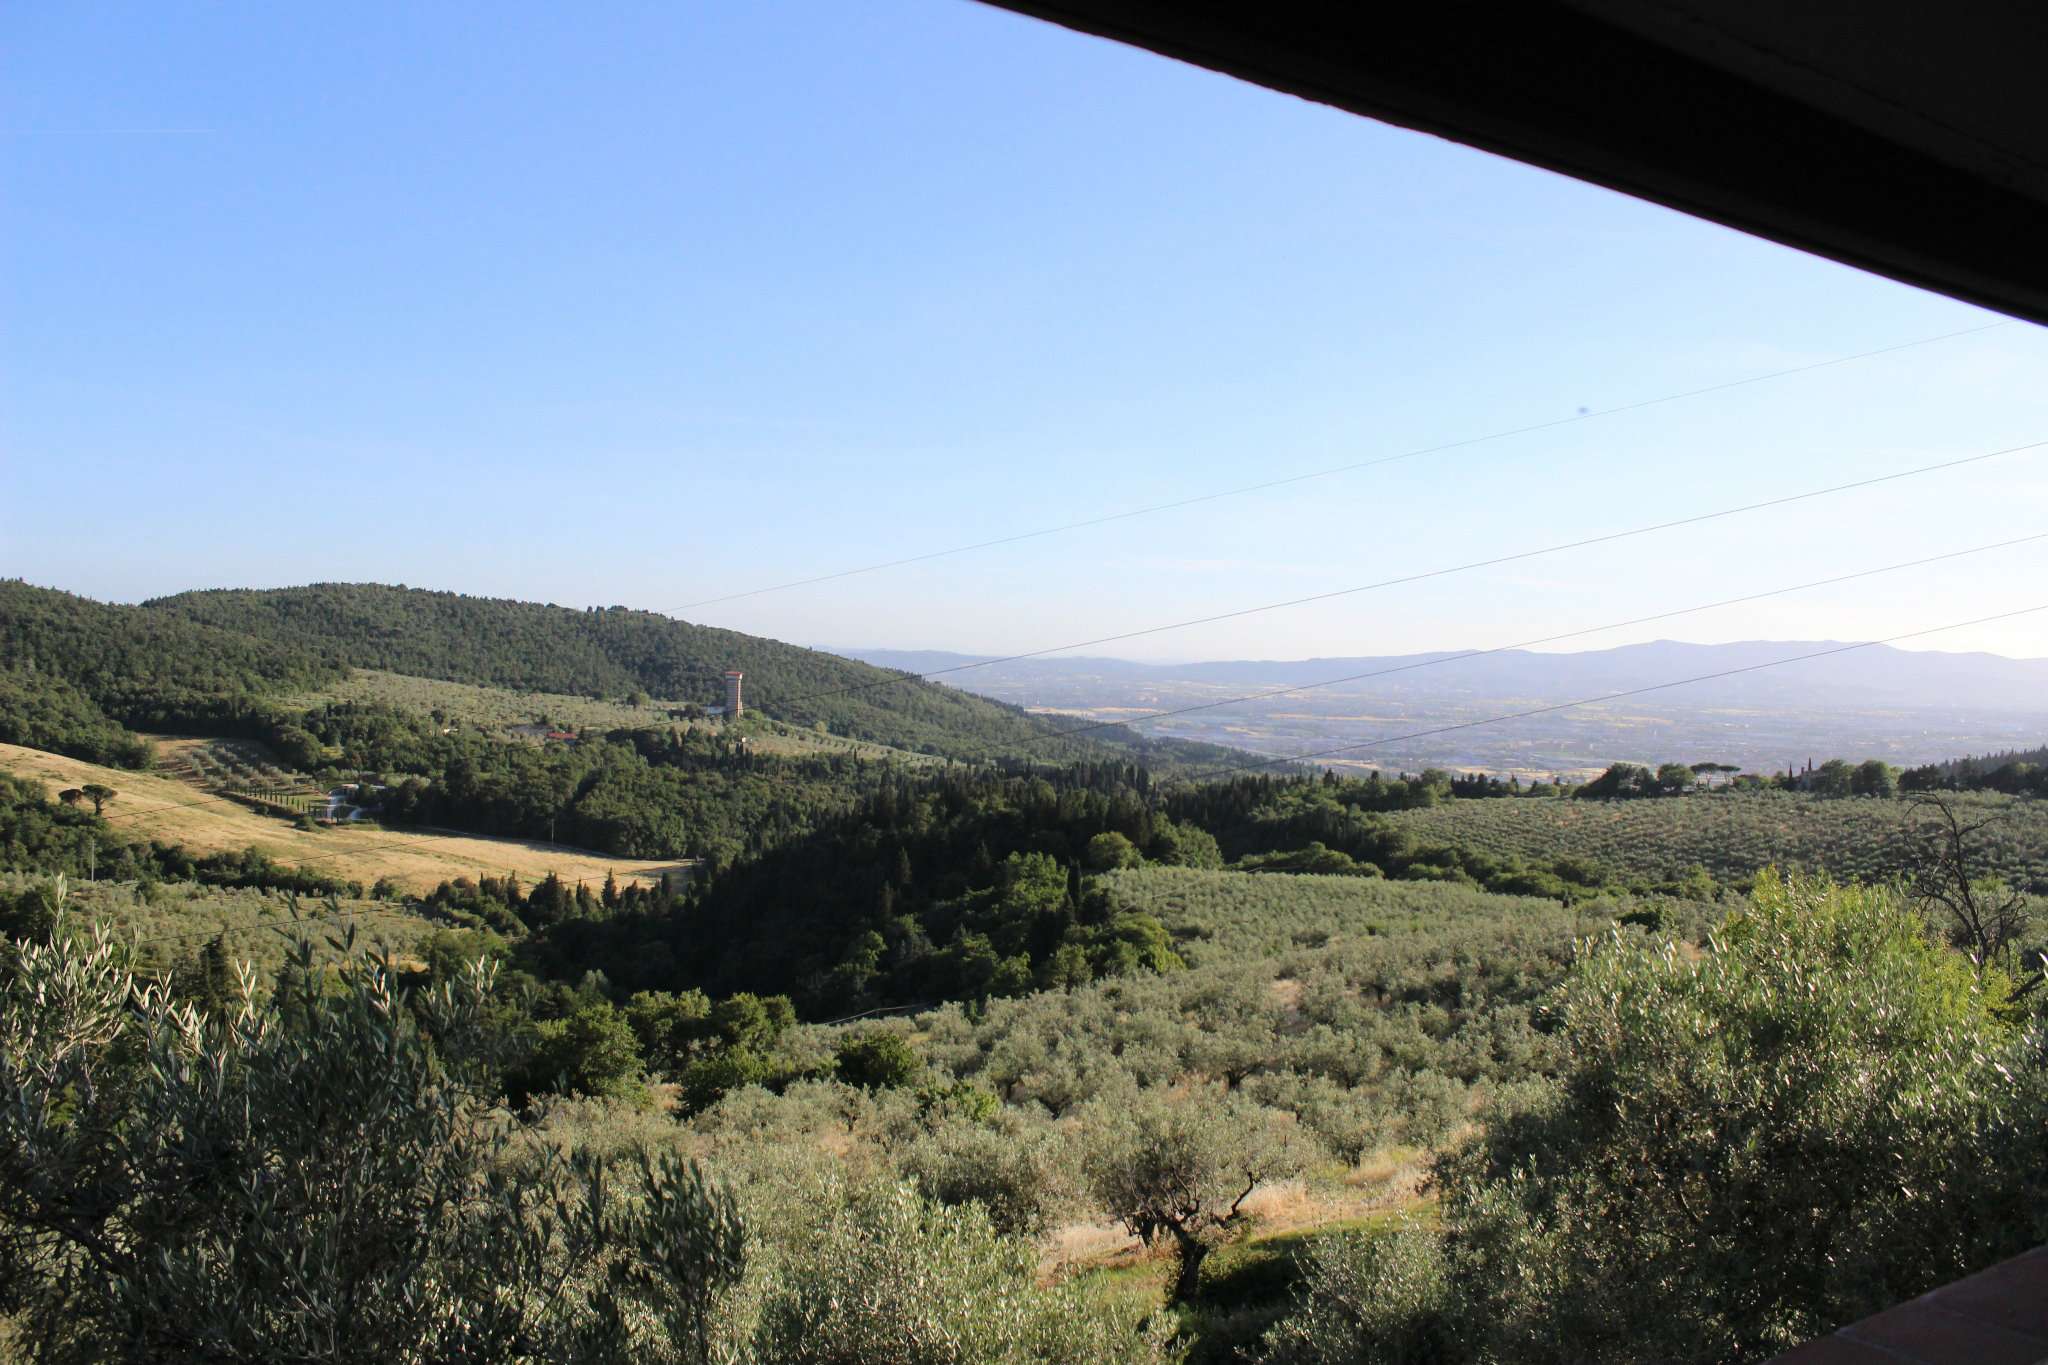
[1384,789,2048,892]
[145,583,1238,768]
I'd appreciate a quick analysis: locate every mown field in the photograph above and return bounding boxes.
[1385,789,2048,891]
[0,741,691,893]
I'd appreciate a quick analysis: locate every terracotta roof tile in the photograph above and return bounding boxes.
[1923,1247,2048,1340]
[1843,1301,2048,1364]
[1770,1334,1917,1364]
[1770,1246,2048,1364]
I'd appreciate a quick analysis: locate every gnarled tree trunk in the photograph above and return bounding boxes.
[1169,1226,1209,1304]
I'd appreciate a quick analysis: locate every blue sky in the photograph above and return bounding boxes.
[7,0,2047,662]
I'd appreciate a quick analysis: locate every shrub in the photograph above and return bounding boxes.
[1085,831,1145,872]
[513,1000,646,1104]
[1258,1220,1457,1364]
[1616,902,1671,933]
[624,986,712,1072]
[751,1179,1174,1364]
[1150,820,1224,870]
[914,1077,1001,1125]
[835,1028,923,1090]
[899,1118,1069,1236]
[680,1047,780,1115]
[1091,912,1185,977]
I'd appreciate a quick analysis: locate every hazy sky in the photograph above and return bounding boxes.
[7,1,2047,663]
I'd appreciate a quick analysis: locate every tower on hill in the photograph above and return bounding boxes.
[723,669,744,717]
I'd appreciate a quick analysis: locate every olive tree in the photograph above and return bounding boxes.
[898,1116,1072,1237]
[1084,831,1144,872]
[1438,870,2043,1363]
[1258,1219,1456,1365]
[834,1028,923,1090]
[752,1178,1175,1364]
[0,906,744,1364]
[1082,1086,1312,1302]
[1907,792,2034,976]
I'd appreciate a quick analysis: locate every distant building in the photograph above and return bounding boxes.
[724,669,744,717]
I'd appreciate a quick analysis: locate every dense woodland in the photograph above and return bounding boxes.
[1902,743,2048,795]
[281,698,891,868]
[0,667,151,768]
[1,578,2044,1362]
[0,580,344,751]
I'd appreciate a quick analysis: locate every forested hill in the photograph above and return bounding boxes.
[1,581,343,702]
[0,581,348,761]
[140,583,1234,767]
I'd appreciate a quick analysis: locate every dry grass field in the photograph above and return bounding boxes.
[0,741,691,894]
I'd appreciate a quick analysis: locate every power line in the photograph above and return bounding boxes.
[1173,602,2048,784]
[1008,530,2048,750]
[679,320,2012,611]
[773,436,2048,708]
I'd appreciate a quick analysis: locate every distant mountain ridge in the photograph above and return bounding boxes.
[846,639,2048,713]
